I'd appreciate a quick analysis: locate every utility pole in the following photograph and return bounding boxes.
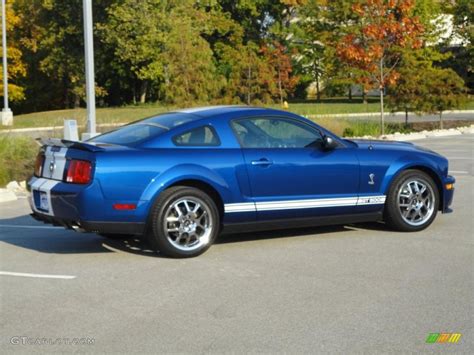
[82,0,97,139]
[1,0,13,126]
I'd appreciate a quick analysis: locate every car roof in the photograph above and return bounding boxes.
[143,105,298,127]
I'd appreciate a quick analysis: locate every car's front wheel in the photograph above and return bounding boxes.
[385,169,439,232]
[148,186,220,258]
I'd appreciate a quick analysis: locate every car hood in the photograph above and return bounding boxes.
[347,138,441,155]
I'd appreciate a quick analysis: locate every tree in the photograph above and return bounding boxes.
[336,0,424,135]
[261,41,298,105]
[445,0,473,92]
[0,0,26,103]
[222,42,275,104]
[100,0,169,104]
[418,67,467,129]
[161,7,222,104]
[386,55,425,126]
[387,47,449,125]
[38,0,91,108]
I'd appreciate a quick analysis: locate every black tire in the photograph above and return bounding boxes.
[147,186,220,258]
[98,233,133,240]
[384,169,439,232]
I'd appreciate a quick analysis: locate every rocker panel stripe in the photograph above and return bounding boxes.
[224,195,386,213]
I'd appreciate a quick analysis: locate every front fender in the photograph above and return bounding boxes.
[140,164,232,203]
[380,154,444,195]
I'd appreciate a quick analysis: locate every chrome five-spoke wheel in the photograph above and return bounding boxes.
[397,179,435,226]
[385,169,439,232]
[164,198,213,251]
[148,186,219,258]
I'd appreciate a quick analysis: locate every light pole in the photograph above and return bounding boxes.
[1,0,13,126]
[82,0,97,139]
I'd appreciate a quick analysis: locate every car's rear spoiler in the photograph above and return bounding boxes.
[37,138,106,152]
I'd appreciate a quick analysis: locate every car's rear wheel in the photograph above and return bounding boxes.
[148,186,219,258]
[385,169,439,232]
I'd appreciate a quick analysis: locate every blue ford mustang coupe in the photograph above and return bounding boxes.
[28,106,455,257]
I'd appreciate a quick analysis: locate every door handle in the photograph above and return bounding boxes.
[251,158,273,166]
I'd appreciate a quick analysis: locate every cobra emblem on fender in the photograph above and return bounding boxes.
[368,173,375,185]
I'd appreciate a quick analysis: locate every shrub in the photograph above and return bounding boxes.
[0,135,38,187]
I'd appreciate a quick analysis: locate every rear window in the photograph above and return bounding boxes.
[142,113,195,128]
[89,112,201,146]
[89,124,166,145]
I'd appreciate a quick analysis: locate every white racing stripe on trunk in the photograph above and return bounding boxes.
[224,195,386,213]
[30,177,60,216]
[43,146,68,180]
[30,145,69,216]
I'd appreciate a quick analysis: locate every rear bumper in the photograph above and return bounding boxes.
[31,211,145,235]
[28,176,149,233]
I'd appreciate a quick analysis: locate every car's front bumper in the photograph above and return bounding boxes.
[442,175,455,213]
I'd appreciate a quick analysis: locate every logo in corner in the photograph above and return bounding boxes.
[426,333,462,344]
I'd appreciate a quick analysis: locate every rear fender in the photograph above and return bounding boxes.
[140,164,231,205]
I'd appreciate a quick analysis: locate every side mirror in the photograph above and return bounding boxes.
[322,136,338,151]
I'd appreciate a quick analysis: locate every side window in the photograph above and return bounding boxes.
[231,118,322,148]
[173,126,220,146]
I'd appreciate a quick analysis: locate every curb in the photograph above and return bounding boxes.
[306,109,474,119]
[346,125,474,141]
[0,122,123,135]
[0,189,17,203]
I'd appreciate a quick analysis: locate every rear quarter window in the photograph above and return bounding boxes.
[173,126,220,146]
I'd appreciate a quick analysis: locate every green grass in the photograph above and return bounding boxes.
[0,135,38,186]
[0,105,170,130]
[270,98,381,116]
[2,97,472,130]
[309,117,412,137]
[3,102,380,130]
[463,100,474,110]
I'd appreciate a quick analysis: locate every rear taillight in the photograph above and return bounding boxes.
[66,160,92,184]
[34,153,45,177]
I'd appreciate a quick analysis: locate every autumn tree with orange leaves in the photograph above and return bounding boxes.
[261,42,299,105]
[337,0,424,135]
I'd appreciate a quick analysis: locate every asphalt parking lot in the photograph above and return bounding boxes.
[1,134,473,353]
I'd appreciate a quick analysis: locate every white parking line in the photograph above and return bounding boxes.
[0,271,76,279]
[450,170,469,174]
[0,224,61,229]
